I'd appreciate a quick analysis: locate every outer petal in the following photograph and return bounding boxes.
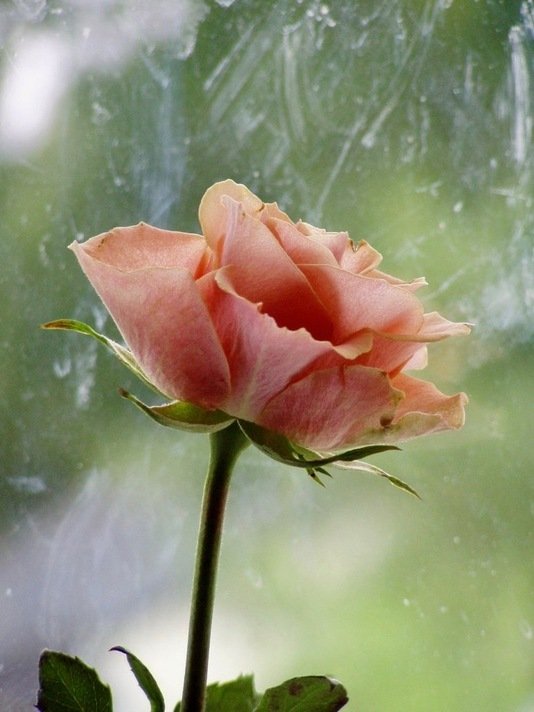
[257,365,402,452]
[392,373,467,425]
[353,373,468,445]
[367,270,428,291]
[357,311,470,374]
[73,223,208,273]
[70,229,230,407]
[414,311,472,340]
[301,263,424,343]
[197,271,339,421]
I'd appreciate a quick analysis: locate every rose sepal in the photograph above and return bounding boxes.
[42,319,157,392]
[333,457,421,499]
[119,388,234,433]
[238,420,398,466]
[237,420,418,495]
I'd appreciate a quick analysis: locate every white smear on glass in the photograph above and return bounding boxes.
[509,25,532,167]
[0,0,208,160]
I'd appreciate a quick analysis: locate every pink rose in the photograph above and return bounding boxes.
[70,180,469,453]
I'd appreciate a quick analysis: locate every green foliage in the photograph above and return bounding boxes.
[238,420,419,497]
[111,647,165,712]
[36,651,112,712]
[175,675,259,712]
[37,651,347,712]
[255,676,348,711]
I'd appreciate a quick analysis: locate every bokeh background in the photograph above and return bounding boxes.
[1,0,533,710]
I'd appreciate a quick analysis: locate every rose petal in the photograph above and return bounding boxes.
[73,223,208,273]
[267,218,340,267]
[197,272,338,421]
[352,373,468,445]
[198,179,264,254]
[392,373,468,422]
[356,311,469,373]
[367,270,428,291]
[71,232,230,407]
[338,239,383,274]
[301,263,424,343]
[401,345,428,371]
[415,311,472,340]
[356,334,426,374]
[216,197,334,340]
[295,221,350,262]
[258,365,402,451]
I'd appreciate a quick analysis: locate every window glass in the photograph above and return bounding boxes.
[1,1,532,709]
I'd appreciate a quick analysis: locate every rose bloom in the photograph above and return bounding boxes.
[71,180,469,453]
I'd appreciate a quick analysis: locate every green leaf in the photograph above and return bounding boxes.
[254,676,348,711]
[119,389,234,433]
[36,650,113,712]
[110,646,164,712]
[174,675,259,712]
[42,319,156,392]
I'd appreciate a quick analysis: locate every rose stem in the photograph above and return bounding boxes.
[180,421,249,712]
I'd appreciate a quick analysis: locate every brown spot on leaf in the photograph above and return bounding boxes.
[288,680,304,696]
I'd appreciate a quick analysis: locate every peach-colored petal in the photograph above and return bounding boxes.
[367,270,428,291]
[198,179,264,254]
[197,272,338,421]
[338,240,383,274]
[301,263,424,343]
[356,334,426,374]
[355,310,469,373]
[392,372,467,421]
[267,218,340,267]
[415,311,472,340]
[260,200,294,224]
[401,345,428,371]
[198,179,292,247]
[369,311,471,344]
[71,235,230,407]
[72,223,208,274]
[353,373,468,445]
[295,221,350,262]
[216,197,334,340]
[258,365,402,451]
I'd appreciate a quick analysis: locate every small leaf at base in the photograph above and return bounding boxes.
[36,650,113,712]
[174,675,259,712]
[110,646,164,712]
[254,676,348,711]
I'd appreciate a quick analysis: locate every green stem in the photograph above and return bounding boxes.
[180,421,249,712]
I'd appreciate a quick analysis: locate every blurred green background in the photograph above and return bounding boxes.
[1,0,533,709]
